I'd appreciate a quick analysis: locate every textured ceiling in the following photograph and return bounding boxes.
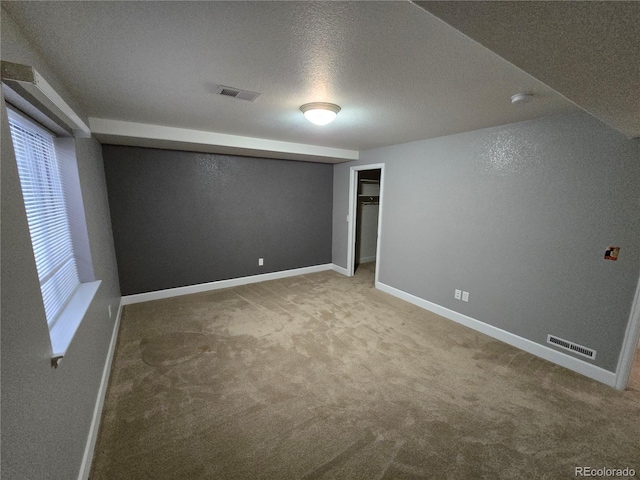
[415,1,640,139]
[2,1,585,154]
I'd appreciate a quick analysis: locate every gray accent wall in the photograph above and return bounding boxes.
[333,112,640,373]
[1,10,121,480]
[102,146,333,296]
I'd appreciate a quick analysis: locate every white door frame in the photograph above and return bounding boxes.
[614,275,640,390]
[347,163,385,283]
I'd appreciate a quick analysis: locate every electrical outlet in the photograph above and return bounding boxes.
[258,258,264,266]
[454,289,462,300]
[108,304,112,318]
[462,291,469,302]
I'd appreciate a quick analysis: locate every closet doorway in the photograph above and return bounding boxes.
[347,164,384,283]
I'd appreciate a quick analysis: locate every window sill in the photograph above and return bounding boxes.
[49,280,101,359]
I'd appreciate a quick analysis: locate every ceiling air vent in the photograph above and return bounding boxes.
[215,85,260,102]
[547,334,596,360]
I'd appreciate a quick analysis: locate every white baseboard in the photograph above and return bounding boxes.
[78,299,123,480]
[121,264,335,305]
[331,264,350,276]
[376,281,617,387]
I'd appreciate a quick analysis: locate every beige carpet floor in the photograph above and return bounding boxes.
[90,263,640,479]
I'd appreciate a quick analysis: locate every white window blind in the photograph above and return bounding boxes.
[7,107,81,328]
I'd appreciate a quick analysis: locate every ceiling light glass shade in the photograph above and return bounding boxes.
[300,102,341,125]
[511,93,534,104]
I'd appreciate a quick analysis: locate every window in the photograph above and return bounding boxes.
[6,105,100,359]
[7,107,81,327]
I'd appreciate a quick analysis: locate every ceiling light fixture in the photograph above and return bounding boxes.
[300,102,341,126]
[511,93,534,104]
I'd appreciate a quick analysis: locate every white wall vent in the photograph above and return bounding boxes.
[547,334,596,360]
[215,85,260,102]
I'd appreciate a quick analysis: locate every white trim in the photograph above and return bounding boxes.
[347,164,385,280]
[32,69,91,137]
[89,118,358,163]
[347,168,357,276]
[375,167,385,287]
[614,275,640,390]
[77,299,123,480]
[376,281,617,387]
[49,281,101,358]
[121,264,334,305]
[331,264,349,276]
[1,61,90,137]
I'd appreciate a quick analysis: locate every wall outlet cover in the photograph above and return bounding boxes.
[258,258,264,266]
[455,289,462,300]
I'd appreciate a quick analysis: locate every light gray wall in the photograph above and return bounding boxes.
[333,112,640,372]
[357,202,379,262]
[102,145,333,296]
[1,10,121,480]
[357,176,381,263]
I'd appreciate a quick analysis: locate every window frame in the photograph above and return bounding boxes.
[6,103,101,361]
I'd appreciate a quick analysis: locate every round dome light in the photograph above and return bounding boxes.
[300,102,341,126]
[511,93,534,104]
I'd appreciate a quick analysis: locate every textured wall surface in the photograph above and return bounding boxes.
[356,203,379,262]
[103,146,333,295]
[0,1,580,151]
[333,112,640,372]
[357,177,380,263]
[1,11,121,480]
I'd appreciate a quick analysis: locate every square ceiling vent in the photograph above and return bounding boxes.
[215,85,260,102]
